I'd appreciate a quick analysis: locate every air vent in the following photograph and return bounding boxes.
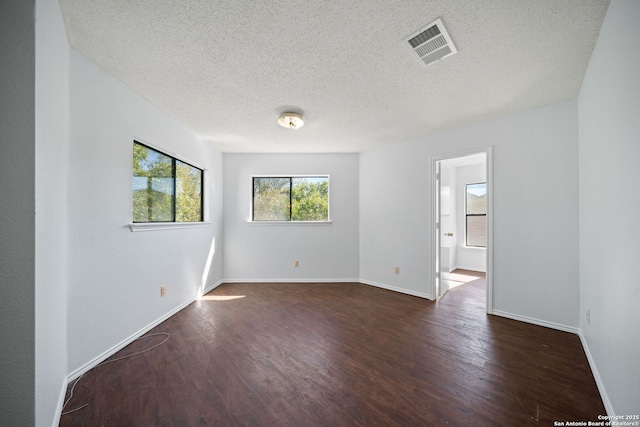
[403,18,457,67]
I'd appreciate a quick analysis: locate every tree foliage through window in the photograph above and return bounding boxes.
[253,177,329,221]
[133,142,203,222]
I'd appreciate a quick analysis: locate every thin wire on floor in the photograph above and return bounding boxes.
[61,332,171,416]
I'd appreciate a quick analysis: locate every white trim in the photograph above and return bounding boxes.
[52,377,68,427]
[490,312,612,414]
[251,174,331,178]
[128,222,211,232]
[247,221,332,225]
[58,280,224,423]
[65,296,196,382]
[359,279,433,300]
[485,146,494,314]
[452,265,486,273]
[491,310,579,334]
[202,279,224,296]
[222,278,360,284]
[578,330,614,416]
[221,278,432,299]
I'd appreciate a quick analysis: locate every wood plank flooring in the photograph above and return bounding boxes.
[60,274,604,426]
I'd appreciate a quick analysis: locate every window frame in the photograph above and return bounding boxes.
[132,141,205,225]
[251,175,331,223]
[465,181,487,248]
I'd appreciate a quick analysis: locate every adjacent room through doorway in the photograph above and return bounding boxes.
[444,268,486,291]
[432,150,491,312]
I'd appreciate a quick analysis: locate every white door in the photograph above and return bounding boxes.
[438,161,453,298]
[434,161,442,298]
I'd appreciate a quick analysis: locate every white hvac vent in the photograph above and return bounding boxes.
[403,18,457,67]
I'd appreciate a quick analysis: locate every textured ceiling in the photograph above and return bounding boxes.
[58,0,609,153]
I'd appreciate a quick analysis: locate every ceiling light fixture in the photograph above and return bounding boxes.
[278,112,304,130]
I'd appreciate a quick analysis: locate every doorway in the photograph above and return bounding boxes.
[430,148,493,314]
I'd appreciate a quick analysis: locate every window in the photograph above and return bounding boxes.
[465,182,486,247]
[133,142,203,222]
[252,176,329,221]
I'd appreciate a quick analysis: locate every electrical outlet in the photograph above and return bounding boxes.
[161,285,167,297]
[394,266,400,274]
[586,309,590,325]
[294,260,299,268]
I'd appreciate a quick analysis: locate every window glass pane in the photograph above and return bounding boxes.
[133,144,174,222]
[176,160,203,222]
[466,183,486,215]
[466,215,487,247]
[292,177,329,221]
[465,182,486,247]
[253,177,291,221]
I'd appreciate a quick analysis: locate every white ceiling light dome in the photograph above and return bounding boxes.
[278,112,304,130]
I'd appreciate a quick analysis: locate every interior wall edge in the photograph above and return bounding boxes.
[491,310,579,334]
[203,279,225,295]
[451,265,487,273]
[53,377,68,427]
[578,330,614,416]
[221,278,361,284]
[359,279,433,300]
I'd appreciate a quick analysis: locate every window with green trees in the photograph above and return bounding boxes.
[252,176,329,221]
[133,141,203,223]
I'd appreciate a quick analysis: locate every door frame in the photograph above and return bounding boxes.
[428,147,493,314]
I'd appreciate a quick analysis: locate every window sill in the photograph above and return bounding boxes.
[248,221,332,225]
[128,222,211,232]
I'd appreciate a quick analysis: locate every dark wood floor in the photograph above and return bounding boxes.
[60,273,604,426]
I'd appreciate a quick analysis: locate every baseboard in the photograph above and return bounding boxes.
[452,265,486,273]
[219,278,432,300]
[221,278,360,283]
[65,295,196,383]
[52,374,69,427]
[491,310,579,334]
[63,275,417,386]
[479,310,614,415]
[58,282,230,423]
[359,279,433,300]
[202,279,224,295]
[578,330,614,416]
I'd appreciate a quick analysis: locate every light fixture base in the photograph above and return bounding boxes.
[278,112,304,129]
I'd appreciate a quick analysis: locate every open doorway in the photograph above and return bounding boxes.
[430,148,493,314]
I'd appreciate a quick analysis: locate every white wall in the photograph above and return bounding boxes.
[360,99,580,329]
[455,164,486,272]
[578,0,640,415]
[0,1,36,424]
[35,0,70,424]
[223,154,359,282]
[21,0,636,420]
[359,143,431,298]
[66,49,224,377]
